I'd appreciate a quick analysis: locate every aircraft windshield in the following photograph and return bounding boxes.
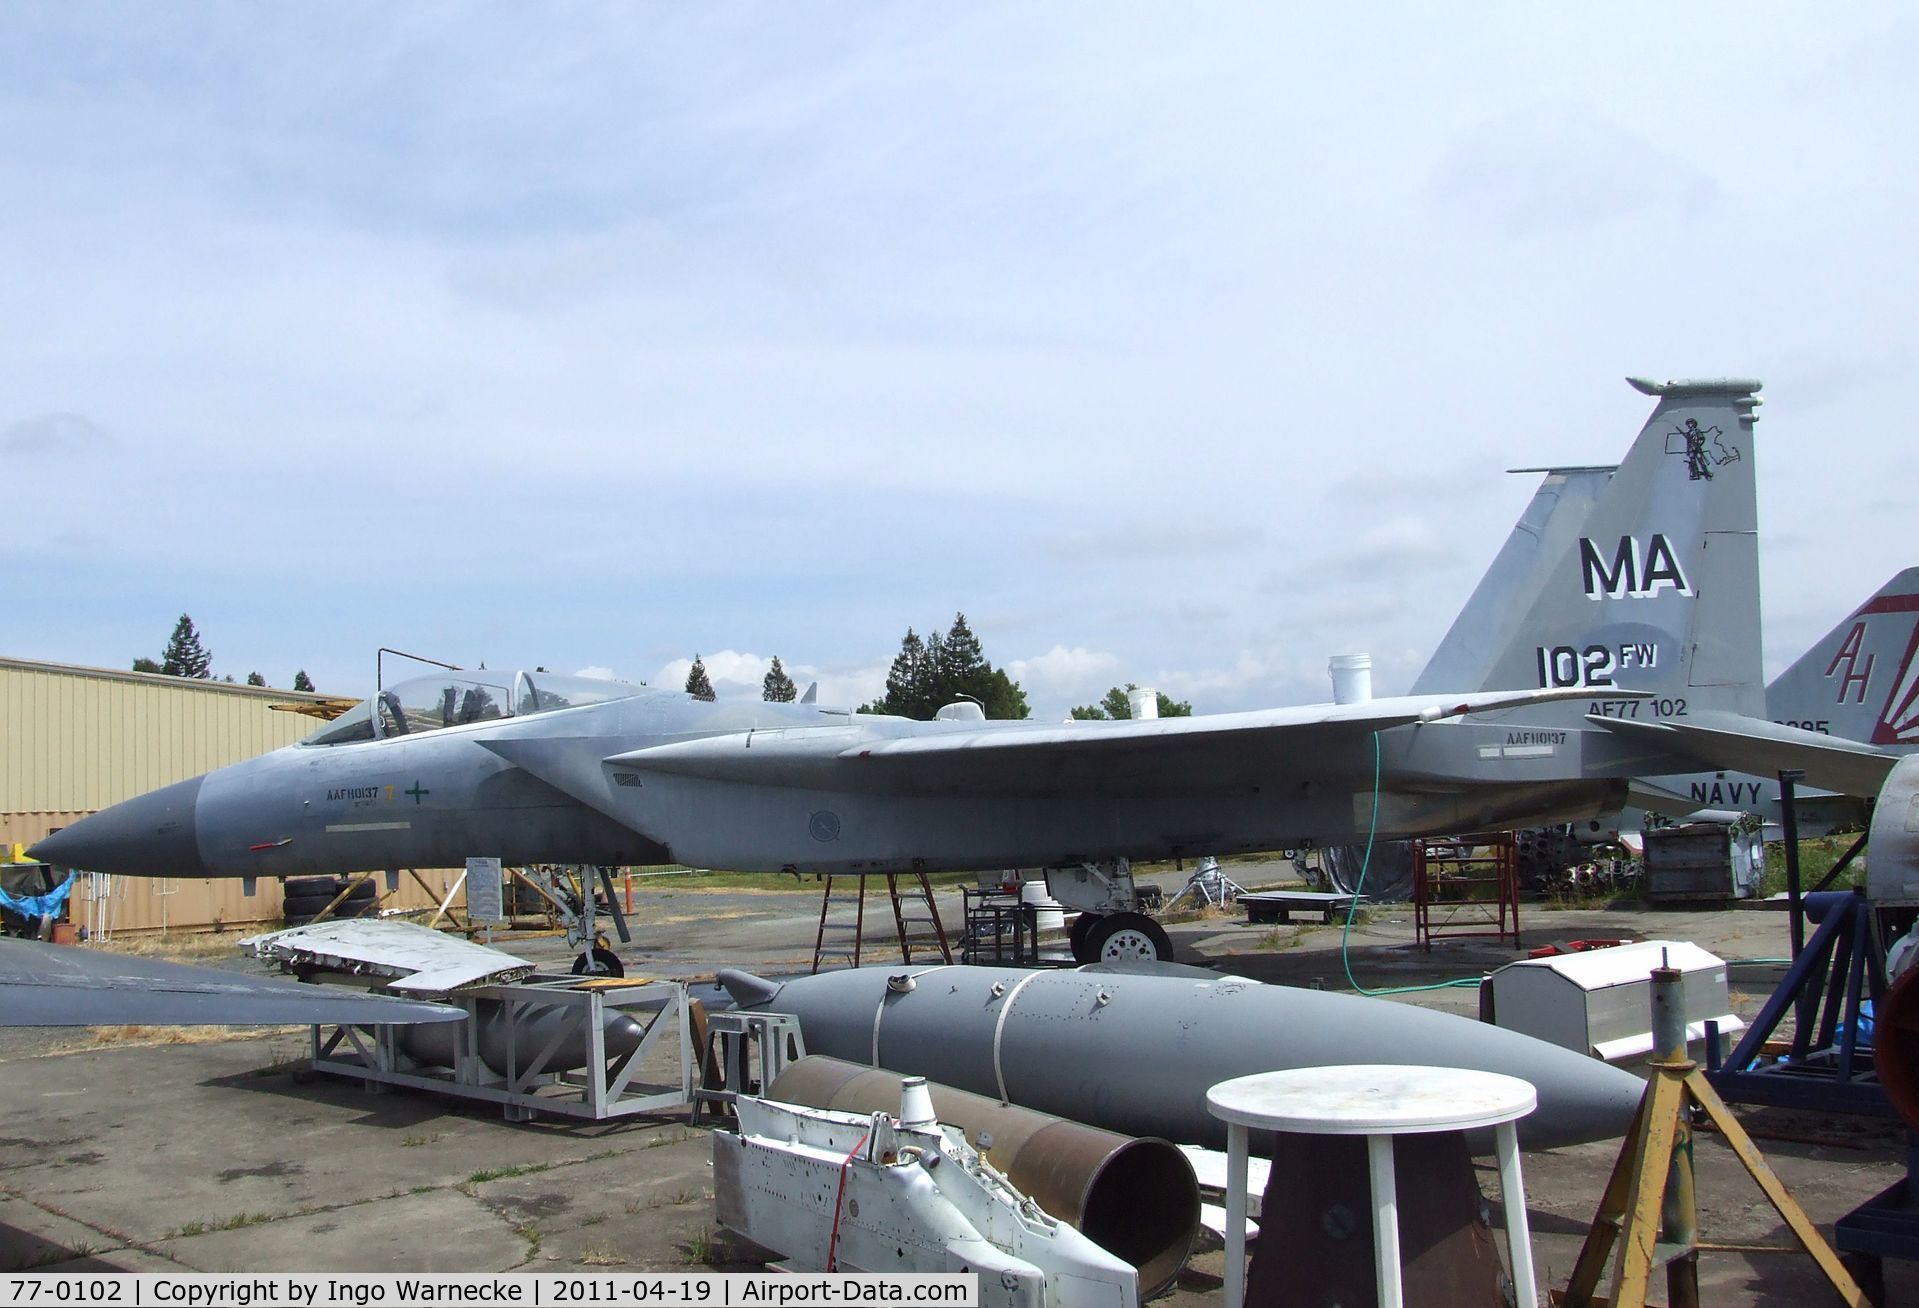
[301,671,645,746]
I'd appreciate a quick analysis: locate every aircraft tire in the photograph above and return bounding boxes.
[283,878,377,912]
[1068,912,1100,962]
[571,947,625,978]
[1088,912,1175,964]
[282,887,374,913]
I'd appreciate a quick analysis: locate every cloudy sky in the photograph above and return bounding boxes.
[3,5,1913,717]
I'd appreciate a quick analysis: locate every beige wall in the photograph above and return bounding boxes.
[2,657,332,813]
[69,867,472,936]
[3,810,91,851]
[0,658,476,933]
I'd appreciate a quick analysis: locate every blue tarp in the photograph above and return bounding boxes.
[0,871,76,919]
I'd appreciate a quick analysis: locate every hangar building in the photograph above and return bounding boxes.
[1,656,466,933]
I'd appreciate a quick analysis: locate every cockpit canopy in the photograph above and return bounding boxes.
[301,671,646,746]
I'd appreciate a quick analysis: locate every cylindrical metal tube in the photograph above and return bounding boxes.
[1650,962,1699,1288]
[768,1055,1199,1298]
[1650,962,1688,1064]
[398,1001,646,1075]
[722,964,1644,1152]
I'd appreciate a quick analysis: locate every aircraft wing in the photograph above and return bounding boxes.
[606,687,1616,796]
[1590,710,1896,799]
[0,937,466,1027]
[242,919,534,995]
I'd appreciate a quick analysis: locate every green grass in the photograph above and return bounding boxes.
[685,1225,713,1265]
[213,1212,272,1231]
[467,1161,552,1185]
[1757,836,1864,899]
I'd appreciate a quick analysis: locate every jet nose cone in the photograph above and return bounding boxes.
[28,775,209,876]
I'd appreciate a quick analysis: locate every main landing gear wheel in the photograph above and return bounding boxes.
[570,947,625,978]
[1068,912,1100,962]
[1088,912,1175,964]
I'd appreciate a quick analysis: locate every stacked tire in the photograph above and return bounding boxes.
[282,876,378,925]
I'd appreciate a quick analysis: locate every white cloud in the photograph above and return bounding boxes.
[656,650,771,696]
[653,651,889,710]
[1007,645,1122,696]
[573,665,619,681]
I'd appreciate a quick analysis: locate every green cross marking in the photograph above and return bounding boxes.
[405,782,430,805]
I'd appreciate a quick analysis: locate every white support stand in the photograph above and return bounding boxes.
[308,976,693,1122]
[1207,1064,1538,1308]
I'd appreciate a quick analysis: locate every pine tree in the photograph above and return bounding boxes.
[685,654,716,702]
[132,656,162,674]
[876,629,930,717]
[246,672,266,687]
[293,670,315,692]
[160,614,212,678]
[862,616,1029,720]
[762,656,797,702]
[937,613,988,690]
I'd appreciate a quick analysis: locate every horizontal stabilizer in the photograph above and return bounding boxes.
[1590,711,1895,799]
[1625,779,1718,821]
[0,938,466,1027]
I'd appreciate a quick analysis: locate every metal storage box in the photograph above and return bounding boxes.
[1643,821,1762,902]
[1484,940,1745,1067]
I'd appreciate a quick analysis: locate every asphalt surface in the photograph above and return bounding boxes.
[2,864,1914,1305]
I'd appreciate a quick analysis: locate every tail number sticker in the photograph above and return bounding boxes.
[1537,642,1660,688]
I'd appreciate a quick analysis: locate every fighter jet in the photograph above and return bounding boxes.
[30,378,1895,961]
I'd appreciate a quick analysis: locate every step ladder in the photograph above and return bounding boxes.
[811,872,955,973]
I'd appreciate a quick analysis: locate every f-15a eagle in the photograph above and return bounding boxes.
[30,377,1896,961]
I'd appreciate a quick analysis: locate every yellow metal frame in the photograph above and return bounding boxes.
[1557,1052,1868,1307]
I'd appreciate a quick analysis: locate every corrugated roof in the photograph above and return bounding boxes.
[0,655,342,705]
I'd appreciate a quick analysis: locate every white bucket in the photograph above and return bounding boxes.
[1329,653,1373,705]
[1019,879,1066,933]
[1126,686,1159,720]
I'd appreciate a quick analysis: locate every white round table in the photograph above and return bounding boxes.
[1206,1064,1538,1308]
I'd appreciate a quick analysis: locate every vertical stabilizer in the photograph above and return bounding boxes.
[1412,466,1614,694]
[1468,377,1764,722]
[1768,568,1919,747]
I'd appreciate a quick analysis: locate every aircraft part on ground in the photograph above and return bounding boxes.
[395,999,647,1077]
[0,937,464,1027]
[714,1086,1138,1307]
[1318,842,1415,902]
[242,919,535,994]
[720,963,1644,1152]
[767,1054,1199,1297]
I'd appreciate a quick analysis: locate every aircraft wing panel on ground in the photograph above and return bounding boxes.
[1589,710,1896,798]
[243,920,535,995]
[0,938,467,1027]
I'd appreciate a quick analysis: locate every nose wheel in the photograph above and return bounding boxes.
[571,946,625,977]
